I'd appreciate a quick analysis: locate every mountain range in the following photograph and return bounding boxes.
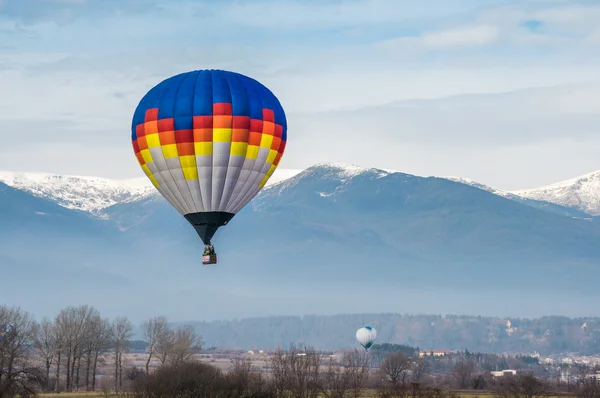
[1,163,599,330]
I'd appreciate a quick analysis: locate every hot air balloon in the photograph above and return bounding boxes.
[131,70,287,265]
[356,326,377,351]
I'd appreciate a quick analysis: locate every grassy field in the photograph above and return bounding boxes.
[36,391,504,398]
[39,394,115,397]
[36,390,572,398]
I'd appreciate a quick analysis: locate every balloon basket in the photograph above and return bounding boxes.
[202,254,217,265]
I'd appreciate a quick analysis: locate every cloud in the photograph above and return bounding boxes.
[0,0,506,27]
[420,25,499,47]
[0,0,164,24]
[0,0,599,190]
[280,81,600,189]
[294,82,600,146]
[379,25,499,49]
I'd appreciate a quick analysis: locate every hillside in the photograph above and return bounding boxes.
[0,164,599,323]
[514,170,600,216]
[444,176,591,218]
[185,313,600,355]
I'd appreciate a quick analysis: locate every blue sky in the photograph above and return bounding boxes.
[0,0,599,190]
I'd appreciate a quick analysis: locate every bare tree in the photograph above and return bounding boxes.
[381,352,412,385]
[494,374,555,398]
[271,344,321,398]
[320,350,370,398]
[132,360,275,397]
[412,358,431,382]
[83,315,111,391]
[33,317,57,392]
[142,316,169,374]
[53,323,64,393]
[574,377,599,398]
[226,358,272,397]
[345,350,370,398]
[0,305,44,398]
[168,325,202,367]
[54,305,98,392]
[111,316,133,392]
[321,357,350,398]
[156,328,174,367]
[452,360,475,389]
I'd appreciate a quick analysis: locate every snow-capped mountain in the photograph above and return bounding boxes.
[442,176,516,199]
[0,171,156,213]
[0,168,305,214]
[3,162,600,322]
[262,163,395,199]
[513,170,600,216]
[1,164,599,218]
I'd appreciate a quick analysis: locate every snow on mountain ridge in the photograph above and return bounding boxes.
[3,165,599,217]
[512,170,600,216]
[0,171,156,212]
[0,168,306,213]
[261,163,396,201]
[442,176,519,200]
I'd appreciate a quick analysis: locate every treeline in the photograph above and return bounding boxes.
[188,314,600,354]
[2,304,600,398]
[368,345,599,385]
[124,346,600,398]
[0,305,202,396]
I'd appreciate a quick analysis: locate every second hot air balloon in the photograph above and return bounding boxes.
[356,326,377,351]
[131,69,287,264]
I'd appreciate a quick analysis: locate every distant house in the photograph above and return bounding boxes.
[419,350,453,358]
[491,370,517,378]
[583,373,600,381]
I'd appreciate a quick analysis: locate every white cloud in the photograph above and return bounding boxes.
[420,25,499,47]
[0,0,599,189]
[280,81,600,189]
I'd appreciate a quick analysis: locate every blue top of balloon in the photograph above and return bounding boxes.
[132,69,287,142]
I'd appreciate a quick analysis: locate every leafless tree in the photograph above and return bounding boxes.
[452,360,475,389]
[132,360,275,397]
[494,374,555,398]
[319,350,370,398]
[375,382,410,398]
[574,377,599,398]
[168,325,202,367]
[33,317,57,392]
[83,315,111,391]
[227,358,254,396]
[381,352,412,385]
[0,305,44,398]
[412,358,430,382]
[472,374,487,390]
[142,316,169,374]
[321,357,351,398]
[345,350,370,398]
[111,316,133,392]
[156,327,174,367]
[54,305,98,392]
[53,322,64,393]
[271,344,322,398]
[226,358,273,396]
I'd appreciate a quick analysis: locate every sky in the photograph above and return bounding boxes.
[0,0,599,191]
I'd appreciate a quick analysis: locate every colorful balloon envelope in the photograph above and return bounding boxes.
[131,70,287,263]
[356,326,377,350]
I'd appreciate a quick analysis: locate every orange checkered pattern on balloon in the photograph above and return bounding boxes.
[132,104,286,188]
